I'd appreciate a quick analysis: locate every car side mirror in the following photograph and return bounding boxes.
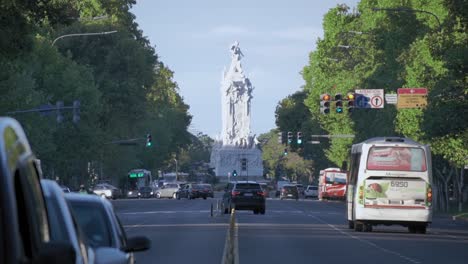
[94,247,128,264]
[124,236,151,253]
[34,241,76,264]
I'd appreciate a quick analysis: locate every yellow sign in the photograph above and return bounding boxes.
[397,94,427,109]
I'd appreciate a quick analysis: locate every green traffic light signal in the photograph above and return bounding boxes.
[146,142,152,147]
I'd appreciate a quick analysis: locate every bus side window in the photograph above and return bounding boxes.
[349,153,361,185]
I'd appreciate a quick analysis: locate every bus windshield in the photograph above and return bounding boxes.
[367,147,427,172]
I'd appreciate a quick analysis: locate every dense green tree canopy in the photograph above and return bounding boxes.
[0,0,192,188]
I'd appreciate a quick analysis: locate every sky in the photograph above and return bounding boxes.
[131,0,360,138]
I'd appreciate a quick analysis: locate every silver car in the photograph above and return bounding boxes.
[156,183,183,199]
[41,180,95,264]
[66,193,151,264]
[304,185,319,198]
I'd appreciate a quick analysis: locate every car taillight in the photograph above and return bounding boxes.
[426,185,432,206]
[232,191,240,197]
[257,191,265,196]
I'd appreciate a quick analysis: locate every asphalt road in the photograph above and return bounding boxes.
[113,195,468,264]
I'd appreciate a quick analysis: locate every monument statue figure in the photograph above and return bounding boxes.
[221,41,254,147]
[211,41,263,181]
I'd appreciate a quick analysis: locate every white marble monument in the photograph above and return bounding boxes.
[210,42,264,181]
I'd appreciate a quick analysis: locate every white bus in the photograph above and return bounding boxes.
[347,137,433,234]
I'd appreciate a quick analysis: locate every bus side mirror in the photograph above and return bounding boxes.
[341,161,348,171]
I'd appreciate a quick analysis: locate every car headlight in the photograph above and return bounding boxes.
[128,191,132,195]
[138,192,141,195]
[150,192,154,195]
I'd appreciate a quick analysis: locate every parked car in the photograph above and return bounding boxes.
[280,185,299,200]
[222,181,266,214]
[156,182,183,199]
[93,183,121,199]
[0,117,75,264]
[65,193,151,264]
[177,183,209,199]
[138,186,155,198]
[304,185,319,198]
[199,183,214,199]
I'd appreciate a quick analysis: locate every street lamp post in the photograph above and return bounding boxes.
[52,30,118,46]
[372,7,442,32]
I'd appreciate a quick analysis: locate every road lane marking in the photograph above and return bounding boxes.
[119,210,210,215]
[308,214,421,264]
[123,223,229,228]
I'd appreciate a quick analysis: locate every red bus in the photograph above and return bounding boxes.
[318,168,347,200]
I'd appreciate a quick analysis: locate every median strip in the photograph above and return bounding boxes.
[221,208,239,264]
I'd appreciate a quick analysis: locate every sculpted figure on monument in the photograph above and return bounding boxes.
[221,41,254,147]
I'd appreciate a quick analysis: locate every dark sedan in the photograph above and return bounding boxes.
[280,185,299,200]
[138,186,155,198]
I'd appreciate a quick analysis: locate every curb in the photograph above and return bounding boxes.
[452,213,468,222]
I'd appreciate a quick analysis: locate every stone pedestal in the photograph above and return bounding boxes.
[210,146,263,182]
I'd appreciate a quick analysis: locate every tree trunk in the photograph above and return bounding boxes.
[436,166,453,212]
[456,167,464,212]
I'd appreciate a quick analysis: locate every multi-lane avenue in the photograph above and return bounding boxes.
[113,195,468,264]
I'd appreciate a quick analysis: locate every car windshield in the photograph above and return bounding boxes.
[67,200,113,248]
[139,187,152,192]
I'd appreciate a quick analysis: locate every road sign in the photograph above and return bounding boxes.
[355,89,384,109]
[397,88,428,109]
[385,94,398,104]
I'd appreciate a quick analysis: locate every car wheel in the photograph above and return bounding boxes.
[172,193,177,199]
[156,193,161,199]
[177,193,180,200]
[203,197,207,200]
[253,209,259,215]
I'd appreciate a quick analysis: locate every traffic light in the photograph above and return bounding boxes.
[241,158,247,171]
[287,131,293,145]
[146,134,152,147]
[335,93,343,113]
[278,132,283,144]
[320,94,331,114]
[56,101,64,123]
[232,170,238,177]
[346,92,355,112]
[73,100,80,124]
[283,148,288,156]
[297,132,303,145]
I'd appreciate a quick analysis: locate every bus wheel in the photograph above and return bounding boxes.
[348,220,354,229]
[354,222,363,232]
